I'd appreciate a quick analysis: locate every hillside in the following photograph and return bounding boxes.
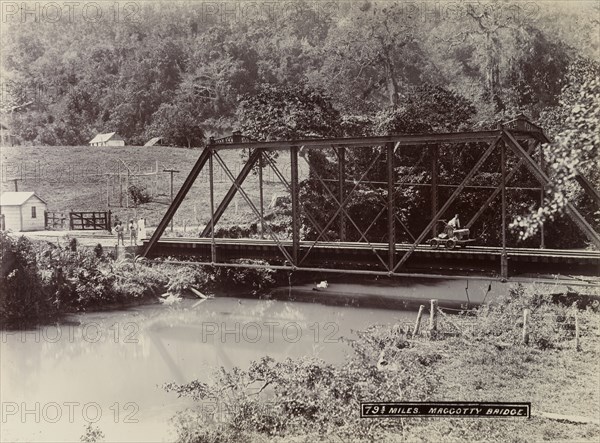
[0,145,291,233]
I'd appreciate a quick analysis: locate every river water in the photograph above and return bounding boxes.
[0,279,505,442]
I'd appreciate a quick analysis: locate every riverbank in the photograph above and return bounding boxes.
[0,232,276,328]
[165,285,600,442]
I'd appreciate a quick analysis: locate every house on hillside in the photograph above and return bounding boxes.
[89,132,125,147]
[0,192,47,232]
[144,137,164,147]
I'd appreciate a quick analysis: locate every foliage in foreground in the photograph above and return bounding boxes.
[0,232,159,327]
[0,232,275,327]
[164,285,600,442]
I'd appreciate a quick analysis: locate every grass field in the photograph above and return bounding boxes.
[0,145,301,236]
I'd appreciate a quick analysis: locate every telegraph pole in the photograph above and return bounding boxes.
[10,178,22,191]
[163,168,180,232]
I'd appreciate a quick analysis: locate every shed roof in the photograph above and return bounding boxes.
[89,132,123,143]
[0,191,47,206]
[144,137,163,147]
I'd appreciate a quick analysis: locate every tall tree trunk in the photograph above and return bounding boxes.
[383,55,399,108]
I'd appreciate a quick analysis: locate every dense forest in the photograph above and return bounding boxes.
[1,1,598,144]
[1,0,598,245]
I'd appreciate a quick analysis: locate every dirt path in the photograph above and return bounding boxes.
[14,230,143,253]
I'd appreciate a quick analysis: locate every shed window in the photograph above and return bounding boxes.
[31,206,37,218]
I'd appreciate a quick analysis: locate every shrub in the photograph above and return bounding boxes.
[165,323,441,442]
[93,243,104,259]
[205,260,275,295]
[0,233,52,327]
[1,233,174,326]
[466,284,598,349]
[165,265,208,295]
[128,184,152,206]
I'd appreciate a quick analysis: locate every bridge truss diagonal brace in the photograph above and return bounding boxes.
[340,142,415,242]
[502,130,600,249]
[298,147,389,270]
[262,153,332,242]
[200,149,262,238]
[297,148,384,261]
[142,148,212,257]
[575,174,600,206]
[212,152,296,265]
[465,141,538,230]
[393,137,501,272]
[357,165,417,242]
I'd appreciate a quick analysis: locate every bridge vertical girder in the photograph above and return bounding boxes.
[465,142,537,230]
[537,142,545,249]
[387,143,395,271]
[431,145,439,236]
[501,139,508,280]
[264,153,332,242]
[209,150,216,263]
[258,151,265,240]
[338,147,346,241]
[290,146,300,266]
[213,152,295,264]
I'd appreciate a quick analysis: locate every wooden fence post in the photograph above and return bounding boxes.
[412,305,425,337]
[575,311,581,351]
[522,309,530,344]
[429,299,438,338]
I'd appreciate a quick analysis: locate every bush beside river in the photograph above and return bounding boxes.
[0,232,275,328]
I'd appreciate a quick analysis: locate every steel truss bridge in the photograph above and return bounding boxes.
[142,115,600,282]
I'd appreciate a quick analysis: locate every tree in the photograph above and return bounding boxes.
[511,58,600,241]
[148,101,204,148]
[237,83,341,140]
[314,1,430,112]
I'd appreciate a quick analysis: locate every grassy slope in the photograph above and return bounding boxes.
[402,338,600,442]
[260,335,600,443]
[1,145,291,234]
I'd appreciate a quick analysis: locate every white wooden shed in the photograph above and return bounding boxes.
[89,132,125,147]
[0,192,48,232]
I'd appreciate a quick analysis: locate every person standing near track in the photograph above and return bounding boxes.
[129,219,137,245]
[115,221,125,246]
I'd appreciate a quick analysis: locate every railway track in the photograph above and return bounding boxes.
[152,237,600,260]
